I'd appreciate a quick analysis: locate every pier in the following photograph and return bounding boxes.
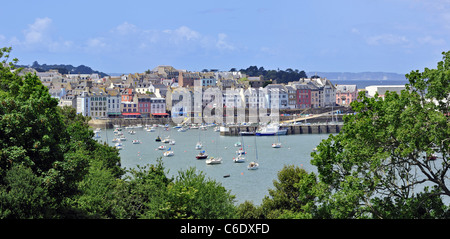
[219,123,343,136]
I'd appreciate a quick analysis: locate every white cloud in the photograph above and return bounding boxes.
[23,17,52,44]
[418,36,446,45]
[113,22,138,35]
[366,34,409,46]
[86,37,107,48]
[10,17,72,52]
[216,33,235,51]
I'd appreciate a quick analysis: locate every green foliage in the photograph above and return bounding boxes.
[310,51,450,218]
[238,66,308,84]
[0,165,54,218]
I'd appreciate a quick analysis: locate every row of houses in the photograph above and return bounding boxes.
[33,66,361,119]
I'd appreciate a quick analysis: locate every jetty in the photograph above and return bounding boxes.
[219,123,343,136]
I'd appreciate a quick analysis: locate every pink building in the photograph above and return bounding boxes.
[335,85,358,106]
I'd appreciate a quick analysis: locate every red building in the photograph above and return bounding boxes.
[296,85,312,109]
[121,88,133,102]
[137,94,152,118]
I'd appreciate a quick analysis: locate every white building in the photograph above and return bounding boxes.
[365,85,406,98]
[76,91,90,117]
[106,89,121,118]
[150,98,166,115]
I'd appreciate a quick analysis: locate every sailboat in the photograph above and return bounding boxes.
[235,135,247,156]
[233,154,245,163]
[206,132,222,165]
[247,136,259,170]
[272,134,281,148]
[195,128,203,150]
[206,156,222,165]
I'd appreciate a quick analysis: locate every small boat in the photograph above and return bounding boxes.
[163,150,174,157]
[247,135,259,170]
[255,123,288,136]
[234,142,242,147]
[155,136,161,142]
[93,128,101,133]
[132,139,141,144]
[200,125,207,131]
[272,134,282,148]
[214,126,220,132]
[247,161,259,170]
[169,140,176,145]
[236,148,246,155]
[178,127,187,132]
[233,155,245,163]
[206,157,222,165]
[272,143,281,148]
[119,136,127,141]
[112,138,119,143]
[162,136,171,143]
[94,132,101,138]
[195,142,203,150]
[115,143,123,150]
[157,145,166,150]
[223,174,230,178]
[128,130,136,135]
[196,151,208,159]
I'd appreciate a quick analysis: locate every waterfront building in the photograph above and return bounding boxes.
[137,94,152,118]
[285,85,297,109]
[365,85,406,98]
[265,84,289,109]
[295,84,313,109]
[336,85,358,106]
[89,88,108,119]
[150,97,168,118]
[106,89,121,118]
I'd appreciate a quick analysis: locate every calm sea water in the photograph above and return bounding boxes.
[334,79,409,89]
[94,127,326,205]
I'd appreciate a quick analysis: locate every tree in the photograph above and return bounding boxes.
[0,48,120,218]
[311,51,450,219]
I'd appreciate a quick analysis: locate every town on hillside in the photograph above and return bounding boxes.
[28,65,406,121]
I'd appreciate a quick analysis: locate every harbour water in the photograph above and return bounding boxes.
[94,126,327,205]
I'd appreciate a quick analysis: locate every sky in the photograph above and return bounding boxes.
[1,0,450,74]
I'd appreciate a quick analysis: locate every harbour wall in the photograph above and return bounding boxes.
[220,124,343,136]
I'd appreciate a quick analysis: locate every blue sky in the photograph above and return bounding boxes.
[1,0,449,74]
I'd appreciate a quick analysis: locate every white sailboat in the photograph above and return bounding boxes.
[233,154,245,163]
[195,129,203,150]
[207,132,222,165]
[272,134,281,148]
[206,157,222,165]
[247,136,259,170]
